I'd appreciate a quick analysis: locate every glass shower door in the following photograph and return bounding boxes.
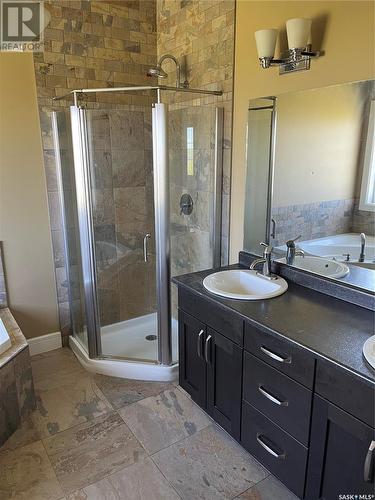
[71,106,158,363]
[52,111,88,351]
[169,106,223,363]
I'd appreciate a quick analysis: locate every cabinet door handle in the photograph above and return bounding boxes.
[256,433,285,459]
[258,385,289,407]
[205,334,212,364]
[197,329,204,359]
[364,440,375,482]
[260,345,291,364]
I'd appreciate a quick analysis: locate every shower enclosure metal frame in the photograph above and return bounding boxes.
[53,85,224,367]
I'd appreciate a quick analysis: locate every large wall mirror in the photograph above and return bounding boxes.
[244,79,375,293]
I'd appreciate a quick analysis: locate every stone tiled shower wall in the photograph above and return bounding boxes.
[34,0,158,339]
[88,108,157,326]
[169,107,218,277]
[34,0,234,340]
[157,0,235,265]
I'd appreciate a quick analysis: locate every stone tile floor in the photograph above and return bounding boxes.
[0,348,298,500]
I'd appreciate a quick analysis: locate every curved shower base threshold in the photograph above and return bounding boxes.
[69,335,178,382]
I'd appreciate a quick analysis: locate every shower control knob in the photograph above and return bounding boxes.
[180,193,194,215]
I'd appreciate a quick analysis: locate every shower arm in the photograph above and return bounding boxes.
[158,54,188,89]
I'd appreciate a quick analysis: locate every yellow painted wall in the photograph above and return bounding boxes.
[273,81,369,207]
[0,53,59,339]
[230,0,375,261]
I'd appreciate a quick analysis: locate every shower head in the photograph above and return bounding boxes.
[147,66,168,79]
[146,54,188,89]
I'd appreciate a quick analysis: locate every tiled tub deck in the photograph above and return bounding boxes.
[0,308,36,446]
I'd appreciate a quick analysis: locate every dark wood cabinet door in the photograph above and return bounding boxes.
[206,328,243,440]
[306,395,375,500]
[178,310,207,408]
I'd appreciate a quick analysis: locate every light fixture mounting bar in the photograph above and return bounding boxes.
[259,45,321,75]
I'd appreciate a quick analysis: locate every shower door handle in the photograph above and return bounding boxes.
[143,234,151,263]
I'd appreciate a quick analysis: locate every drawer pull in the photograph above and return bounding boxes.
[197,330,204,359]
[260,345,291,364]
[258,385,289,407]
[364,440,375,482]
[256,433,285,459]
[205,334,212,364]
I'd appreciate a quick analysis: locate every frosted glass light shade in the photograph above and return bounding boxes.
[286,18,312,49]
[255,29,278,58]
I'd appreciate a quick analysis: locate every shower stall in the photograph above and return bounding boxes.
[52,85,223,381]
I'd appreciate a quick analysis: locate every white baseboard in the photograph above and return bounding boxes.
[28,331,62,356]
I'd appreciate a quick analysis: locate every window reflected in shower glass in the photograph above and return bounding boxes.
[359,99,375,211]
[186,126,194,176]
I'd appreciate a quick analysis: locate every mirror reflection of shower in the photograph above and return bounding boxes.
[147,54,189,89]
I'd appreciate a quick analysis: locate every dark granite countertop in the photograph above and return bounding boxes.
[172,265,375,384]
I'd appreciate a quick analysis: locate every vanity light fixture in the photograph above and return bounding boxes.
[255,18,321,75]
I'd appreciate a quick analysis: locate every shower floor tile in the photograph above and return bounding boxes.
[0,348,297,499]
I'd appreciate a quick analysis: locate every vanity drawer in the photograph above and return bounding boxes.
[241,401,308,499]
[244,322,315,388]
[178,288,244,346]
[315,359,375,428]
[243,352,312,446]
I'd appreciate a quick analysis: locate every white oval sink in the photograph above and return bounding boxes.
[202,269,288,300]
[277,256,349,279]
[363,335,375,370]
[363,335,375,369]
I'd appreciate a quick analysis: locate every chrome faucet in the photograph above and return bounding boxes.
[286,235,305,265]
[249,242,276,279]
[359,233,366,262]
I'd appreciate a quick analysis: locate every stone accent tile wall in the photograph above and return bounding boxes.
[157,0,235,265]
[271,199,355,247]
[352,200,375,236]
[0,309,36,447]
[0,348,36,446]
[0,243,7,308]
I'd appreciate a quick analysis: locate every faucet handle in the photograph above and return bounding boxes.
[260,242,273,255]
[342,253,350,262]
[286,235,301,247]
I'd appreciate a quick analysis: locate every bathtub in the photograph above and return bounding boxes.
[298,233,375,266]
[0,317,11,355]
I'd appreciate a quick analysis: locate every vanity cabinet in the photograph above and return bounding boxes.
[178,309,243,440]
[177,287,374,499]
[178,310,207,408]
[206,328,243,439]
[306,395,375,499]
